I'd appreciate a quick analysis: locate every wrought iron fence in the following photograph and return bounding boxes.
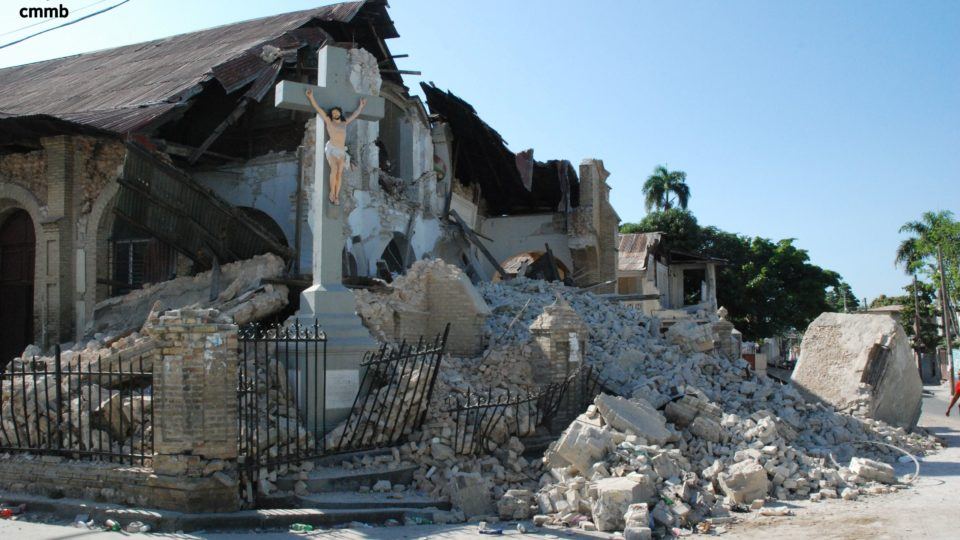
[0,346,154,465]
[444,364,618,455]
[333,324,448,452]
[236,320,447,496]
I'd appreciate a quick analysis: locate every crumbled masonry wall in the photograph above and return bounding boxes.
[87,253,288,340]
[355,259,491,356]
[792,312,923,430]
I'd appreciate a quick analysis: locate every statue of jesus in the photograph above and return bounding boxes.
[305,89,367,205]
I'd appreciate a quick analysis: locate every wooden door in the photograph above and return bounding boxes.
[0,209,35,368]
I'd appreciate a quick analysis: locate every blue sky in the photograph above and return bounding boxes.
[1,0,957,302]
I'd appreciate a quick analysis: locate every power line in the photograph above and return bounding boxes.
[0,0,116,38]
[0,0,133,51]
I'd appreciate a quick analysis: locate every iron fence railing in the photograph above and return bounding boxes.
[444,364,617,455]
[333,324,448,452]
[236,321,447,497]
[0,346,154,465]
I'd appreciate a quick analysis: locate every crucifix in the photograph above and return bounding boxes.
[274,45,385,430]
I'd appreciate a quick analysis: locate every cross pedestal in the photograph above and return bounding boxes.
[275,45,385,431]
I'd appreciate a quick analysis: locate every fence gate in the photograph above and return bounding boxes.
[237,321,447,496]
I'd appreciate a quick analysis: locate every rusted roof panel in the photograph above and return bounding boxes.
[0,1,381,134]
[618,232,661,272]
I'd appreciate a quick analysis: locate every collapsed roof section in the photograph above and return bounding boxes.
[420,83,579,216]
[0,0,399,139]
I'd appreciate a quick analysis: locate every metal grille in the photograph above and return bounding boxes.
[444,364,617,455]
[236,321,447,498]
[0,346,154,465]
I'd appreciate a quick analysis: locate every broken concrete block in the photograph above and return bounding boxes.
[594,394,671,446]
[849,457,895,484]
[664,399,699,427]
[689,415,722,443]
[624,502,650,528]
[651,453,682,481]
[497,489,535,520]
[590,477,647,532]
[547,419,612,474]
[718,460,770,504]
[665,320,715,352]
[792,312,922,430]
[448,473,492,518]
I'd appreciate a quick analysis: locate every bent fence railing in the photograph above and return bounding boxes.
[236,320,447,495]
[0,346,154,466]
[443,364,617,455]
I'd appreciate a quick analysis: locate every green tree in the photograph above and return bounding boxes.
[620,208,701,253]
[870,282,941,353]
[642,165,691,212]
[826,281,860,312]
[619,211,842,339]
[896,210,960,303]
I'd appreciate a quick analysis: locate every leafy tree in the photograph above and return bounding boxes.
[826,281,861,312]
[620,208,702,253]
[642,165,691,212]
[620,211,841,339]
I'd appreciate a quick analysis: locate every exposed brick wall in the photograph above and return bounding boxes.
[0,150,47,205]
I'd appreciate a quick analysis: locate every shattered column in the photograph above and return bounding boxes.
[530,295,589,426]
[147,308,240,512]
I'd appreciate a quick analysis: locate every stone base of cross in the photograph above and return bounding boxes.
[274,45,385,431]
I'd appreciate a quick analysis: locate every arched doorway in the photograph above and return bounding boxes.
[379,232,415,275]
[0,209,36,367]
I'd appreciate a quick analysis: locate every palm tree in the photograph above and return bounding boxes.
[895,210,955,274]
[643,165,690,212]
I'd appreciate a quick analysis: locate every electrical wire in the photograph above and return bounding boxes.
[0,0,115,38]
[828,439,921,484]
[0,0,132,51]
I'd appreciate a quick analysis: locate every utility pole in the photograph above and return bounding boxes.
[937,246,955,396]
[913,274,922,379]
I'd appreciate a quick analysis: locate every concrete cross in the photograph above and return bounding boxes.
[273,45,384,430]
[275,45,385,291]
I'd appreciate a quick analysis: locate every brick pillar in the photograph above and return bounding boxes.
[530,295,589,426]
[145,308,240,512]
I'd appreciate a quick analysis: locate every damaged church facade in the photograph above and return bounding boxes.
[0,0,618,365]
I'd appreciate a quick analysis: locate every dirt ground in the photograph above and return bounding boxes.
[2,383,957,540]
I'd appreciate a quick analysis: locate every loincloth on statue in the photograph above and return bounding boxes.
[324,141,350,169]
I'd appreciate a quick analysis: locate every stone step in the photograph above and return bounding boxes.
[296,491,450,510]
[275,463,419,493]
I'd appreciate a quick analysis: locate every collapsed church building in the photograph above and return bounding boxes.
[0,0,618,362]
[0,1,938,535]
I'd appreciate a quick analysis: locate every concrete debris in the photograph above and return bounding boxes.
[718,460,770,504]
[451,276,939,533]
[594,394,671,446]
[355,259,491,356]
[497,489,536,520]
[87,253,288,341]
[665,320,715,353]
[849,457,895,484]
[792,312,923,430]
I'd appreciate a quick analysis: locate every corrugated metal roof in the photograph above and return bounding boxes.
[0,2,372,133]
[618,232,661,272]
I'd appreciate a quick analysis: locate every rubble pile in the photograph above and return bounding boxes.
[353,263,939,531]
[87,253,289,341]
[0,348,154,458]
[475,278,939,533]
